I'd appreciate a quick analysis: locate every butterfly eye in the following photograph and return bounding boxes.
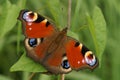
[28,38,38,47]
[23,11,38,22]
[85,51,97,66]
[61,59,70,69]
[60,55,71,73]
[25,38,42,49]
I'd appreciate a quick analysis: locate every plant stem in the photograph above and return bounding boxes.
[67,0,71,29]
[28,73,36,80]
[60,74,65,80]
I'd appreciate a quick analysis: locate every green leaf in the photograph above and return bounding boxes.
[0,0,20,38]
[10,53,46,72]
[0,75,13,80]
[67,30,79,40]
[72,0,82,30]
[47,0,67,27]
[16,0,27,9]
[66,71,101,80]
[39,74,52,80]
[86,6,106,64]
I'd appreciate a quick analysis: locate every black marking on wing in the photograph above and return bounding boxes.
[41,38,44,43]
[34,14,45,23]
[46,21,50,27]
[81,45,89,56]
[62,53,66,57]
[74,42,80,47]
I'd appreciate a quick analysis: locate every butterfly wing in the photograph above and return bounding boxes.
[19,10,71,74]
[24,32,72,74]
[18,10,57,38]
[65,37,98,70]
[24,28,98,74]
[19,10,98,74]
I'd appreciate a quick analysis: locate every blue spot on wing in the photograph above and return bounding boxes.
[28,38,37,47]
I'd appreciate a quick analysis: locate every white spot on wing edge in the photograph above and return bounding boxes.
[42,19,48,23]
[78,43,83,49]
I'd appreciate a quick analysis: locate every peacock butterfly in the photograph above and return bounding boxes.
[18,10,98,74]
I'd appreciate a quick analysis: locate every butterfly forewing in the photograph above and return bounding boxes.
[66,37,98,70]
[18,10,58,38]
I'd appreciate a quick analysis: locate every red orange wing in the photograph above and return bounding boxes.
[18,10,57,38]
[65,37,98,70]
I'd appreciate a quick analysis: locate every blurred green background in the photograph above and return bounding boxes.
[0,0,120,80]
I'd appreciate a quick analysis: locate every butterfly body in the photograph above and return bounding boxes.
[18,10,98,74]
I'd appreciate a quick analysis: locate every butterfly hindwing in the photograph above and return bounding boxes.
[24,29,72,74]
